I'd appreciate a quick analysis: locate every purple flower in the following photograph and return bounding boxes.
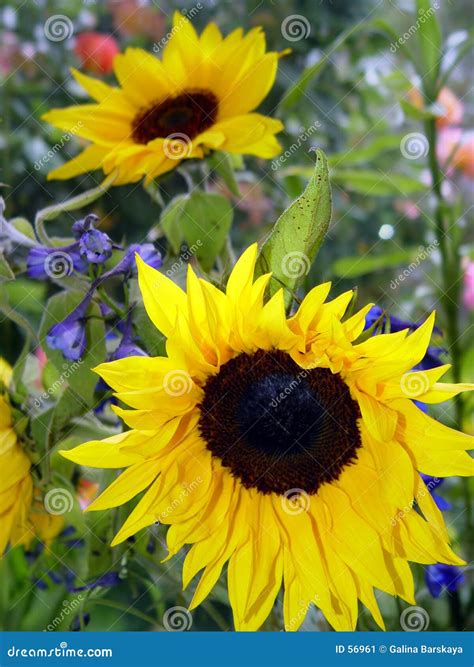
[27,245,87,280]
[425,564,465,598]
[46,291,93,361]
[130,243,162,273]
[100,243,162,280]
[72,213,99,238]
[79,229,113,264]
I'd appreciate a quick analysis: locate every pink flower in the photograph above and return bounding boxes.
[77,479,100,510]
[74,32,120,75]
[437,129,474,179]
[407,87,464,128]
[462,260,474,311]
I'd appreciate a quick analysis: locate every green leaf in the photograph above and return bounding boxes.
[0,253,14,282]
[400,98,440,120]
[255,149,331,306]
[38,291,106,407]
[333,249,421,278]
[209,151,241,197]
[9,217,36,241]
[181,191,233,272]
[330,169,426,196]
[416,0,443,97]
[133,303,166,357]
[160,194,188,254]
[46,386,90,454]
[328,134,406,168]
[371,19,415,61]
[0,284,38,340]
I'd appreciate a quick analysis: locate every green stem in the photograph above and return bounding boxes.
[35,171,117,245]
[423,117,472,554]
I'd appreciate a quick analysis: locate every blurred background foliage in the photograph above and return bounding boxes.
[0,0,473,632]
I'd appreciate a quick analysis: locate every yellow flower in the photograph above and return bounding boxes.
[42,14,285,185]
[61,246,473,631]
[0,359,63,554]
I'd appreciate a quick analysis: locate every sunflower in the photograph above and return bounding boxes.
[0,359,63,554]
[61,245,473,631]
[42,14,285,185]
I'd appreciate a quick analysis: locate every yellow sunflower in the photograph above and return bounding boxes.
[42,13,285,185]
[0,359,63,554]
[61,245,473,631]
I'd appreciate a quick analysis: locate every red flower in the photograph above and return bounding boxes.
[74,32,119,75]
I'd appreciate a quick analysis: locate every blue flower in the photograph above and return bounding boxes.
[46,291,93,361]
[99,243,162,280]
[27,245,87,280]
[425,563,465,598]
[79,229,113,264]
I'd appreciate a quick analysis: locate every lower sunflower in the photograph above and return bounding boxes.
[62,245,473,630]
[0,359,63,554]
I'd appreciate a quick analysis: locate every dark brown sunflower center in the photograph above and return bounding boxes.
[131,90,219,144]
[198,350,362,495]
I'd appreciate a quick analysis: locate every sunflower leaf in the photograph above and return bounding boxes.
[416,0,442,98]
[255,149,331,307]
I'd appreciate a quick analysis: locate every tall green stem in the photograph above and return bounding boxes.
[423,117,471,550]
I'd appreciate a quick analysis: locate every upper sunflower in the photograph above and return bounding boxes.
[42,14,285,185]
[61,245,473,631]
[0,359,63,554]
